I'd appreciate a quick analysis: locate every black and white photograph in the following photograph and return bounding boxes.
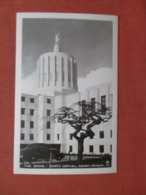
[14,13,118,175]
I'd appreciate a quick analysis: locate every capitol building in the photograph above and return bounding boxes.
[20,34,113,155]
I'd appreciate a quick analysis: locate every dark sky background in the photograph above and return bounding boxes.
[22,18,113,79]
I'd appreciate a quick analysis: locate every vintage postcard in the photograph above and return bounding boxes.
[14,13,118,175]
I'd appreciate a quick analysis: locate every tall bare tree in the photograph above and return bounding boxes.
[50,101,112,163]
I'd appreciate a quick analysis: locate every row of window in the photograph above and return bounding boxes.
[21,108,34,115]
[21,133,34,140]
[21,121,34,128]
[39,56,74,87]
[46,133,60,141]
[20,133,59,141]
[21,120,50,129]
[82,96,107,115]
[21,108,51,116]
[21,97,35,103]
[69,145,112,153]
[55,59,72,87]
[21,131,112,141]
[21,96,51,104]
[69,130,112,140]
[21,134,112,153]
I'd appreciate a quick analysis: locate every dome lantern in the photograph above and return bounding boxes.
[37,34,78,96]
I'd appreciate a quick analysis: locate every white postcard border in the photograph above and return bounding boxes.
[14,13,118,175]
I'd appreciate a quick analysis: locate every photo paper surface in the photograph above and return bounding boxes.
[14,13,118,175]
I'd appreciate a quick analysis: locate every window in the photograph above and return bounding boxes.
[62,58,65,86]
[73,62,76,88]
[30,109,34,116]
[69,146,72,152]
[50,73,53,81]
[48,57,50,86]
[68,62,71,87]
[57,134,60,140]
[47,110,51,116]
[21,108,25,115]
[47,121,50,129]
[47,99,51,104]
[38,60,41,87]
[30,121,34,129]
[21,120,25,128]
[21,96,25,101]
[42,58,45,87]
[89,145,94,153]
[101,95,106,114]
[21,133,25,140]
[82,100,86,116]
[70,133,73,140]
[110,130,112,138]
[110,145,112,152]
[30,98,34,103]
[91,98,96,112]
[111,93,113,107]
[55,56,57,85]
[30,134,34,140]
[47,134,51,140]
[99,145,104,153]
[99,131,104,139]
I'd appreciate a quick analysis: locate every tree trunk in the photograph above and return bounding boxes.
[77,139,84,164]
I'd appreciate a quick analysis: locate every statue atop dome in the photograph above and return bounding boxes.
[55,33,60,45]
[54,33,61,52]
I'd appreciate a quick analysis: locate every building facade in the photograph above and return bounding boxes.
[20,34,113,155]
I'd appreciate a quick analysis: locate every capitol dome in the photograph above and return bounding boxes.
[37,34,78,96]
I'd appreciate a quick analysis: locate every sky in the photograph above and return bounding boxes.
[21,17,113,93]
